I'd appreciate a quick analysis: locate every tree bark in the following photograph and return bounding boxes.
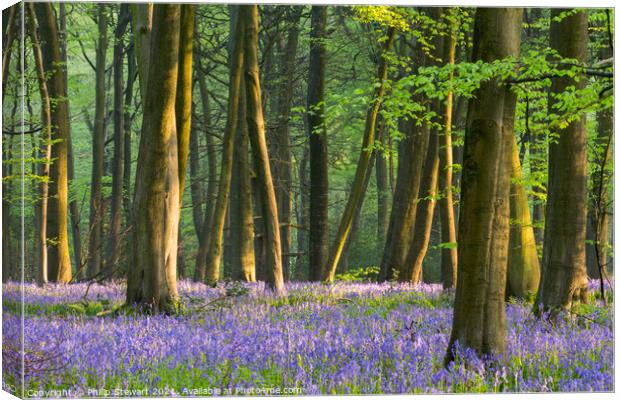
[132,3,153,102]
[307,6,329,282]
[2,4,17,103]
[86,5,108,278]
[59,3,83,277]
[375,117,390,253]
[325,27,395,282]
[438,13,458,290]
[445,8,523,362]
[126,4,181,313]
[230,74,256,282]
[34,2,73,283]
[27,3,52,285]
[201,5,245,284]
[507,134,541,298]
[243,5,285,293]
[534,9,589,315]
[106,5,130,275]
[402,112,440,283]
[272,6,303,281]
[193,54,219,282]
[176,5,195,203]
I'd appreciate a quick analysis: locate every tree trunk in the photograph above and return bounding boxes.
[193,55,219,282]
[123,38,136,228]
[27,3,52,285]
[230,74,256,282]
[438,14,458,290]
[59,3,83,278]
[296,146,309,279]
[307,6,330,282]
[375,118,390,253]
[324,27,395,282]
[126,4,181,313]
[402,112,440,283]
[176,5,194,203]
[34,2,73,283]
[106,5,130,275]
[243,5,285,293]
[446,8,522,362]
[202,5,245,284]
[272,6,303,281]
[189,103,205,239]
[534,9,589,315]
[507,134,541,298]
[132,3,153,101]
[86,5,108,279]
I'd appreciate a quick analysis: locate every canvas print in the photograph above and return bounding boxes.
[1,1,615,397]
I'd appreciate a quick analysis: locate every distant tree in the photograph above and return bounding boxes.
[106,4,131,275]
[86,4,108,278]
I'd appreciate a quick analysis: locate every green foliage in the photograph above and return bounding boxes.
[335,266,380,282]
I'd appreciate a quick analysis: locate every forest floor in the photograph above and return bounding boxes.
[2,279,614,396]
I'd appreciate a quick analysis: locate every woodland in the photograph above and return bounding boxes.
[1,2,615,396]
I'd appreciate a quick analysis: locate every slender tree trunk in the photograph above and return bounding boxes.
[438,14,458,290]
[445,8,523,362]
[507,134,541,298]
[193,54,218,282]
[27,3,52,285]
[58,3,82,277]
[230,74,256,282]
[243,5,285,293]
[402,113,440,283]
[202,5,245,284]
[123,40,136,227]
[106,5,130,275]
[324,27,395,282]
[296,146,309,279]
[34,2,73,283]
[272,6,303,280]
[189,103,205,239]
[338,152,377,274]
[87,5,108,278]
[375,118,390,252]
[307,6,329,282]
[534,9,589,315]
[126,4,181,313]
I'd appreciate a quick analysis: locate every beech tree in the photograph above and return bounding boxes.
[34,2,72,283]
[307,6,329,282]
[534,9,589,314]
[446,8,523,362]
[243,5,285,293]
[126,4,182,312]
